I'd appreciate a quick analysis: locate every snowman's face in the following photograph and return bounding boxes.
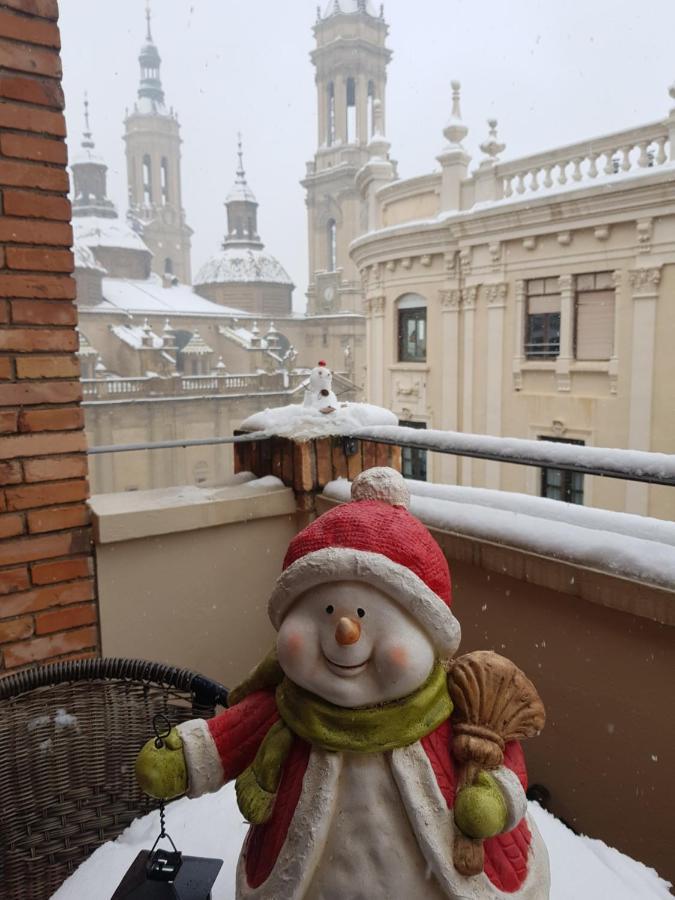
[309,366,332,392]
[277,580,435,707]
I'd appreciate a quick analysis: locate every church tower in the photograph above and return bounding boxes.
[123,4,192,283]
[302,1,391,315]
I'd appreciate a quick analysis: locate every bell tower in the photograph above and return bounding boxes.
[302,1,392,315]
[123,3,192,283]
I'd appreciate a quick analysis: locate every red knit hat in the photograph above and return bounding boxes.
[268,467,461,658]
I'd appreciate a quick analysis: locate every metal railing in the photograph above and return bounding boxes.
[85,425,675,488]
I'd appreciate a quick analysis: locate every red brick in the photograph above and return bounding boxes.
[0,132,66,164]
[0,566,29,595]
[0,513,24,539]
[0,329,78,353]
[1,188,70,221]
[27,502,89,534]
[0,357,13,379]
[0,274,75,301]
[0,431,86,461]
[35,602,97,635]
[11,299,77,325]
[0,71,63,107]
[22,454,87,482]
[0,527,90,566]
[7,479,88,512]
[0,218,72,245]
[0,101,65,136]
[0,380,81,406]
[0,410,17,433]
[16,355,79,379]
[0,37,61,78]
[6,247,74,273]
[0,160,68,192]
[0,577,94,616]
[0,10,60,48]
[0,0,59,20]
[2,625,97,668]
[0,617,33,644]
[0,460,22,485]
[0,300,8,324]
[19,407,83,432]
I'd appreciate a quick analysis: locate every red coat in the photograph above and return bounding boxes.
[207,690,531,894]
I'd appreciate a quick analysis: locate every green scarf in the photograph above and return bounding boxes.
[235,662,452,824]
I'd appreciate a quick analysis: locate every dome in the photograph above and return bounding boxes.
[226,181,257,204]
[322,0,379,17]
[195,247,293,287]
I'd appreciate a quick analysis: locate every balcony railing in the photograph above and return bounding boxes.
[81,371,304,401]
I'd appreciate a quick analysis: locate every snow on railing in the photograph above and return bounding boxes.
[81,372,287,400]
[494,120,670,199]
[350,426,675,486]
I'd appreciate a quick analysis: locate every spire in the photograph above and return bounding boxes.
[224,134,262,249]
[136,1,165,111]
[71,94,116,219]
[442,80,468,149]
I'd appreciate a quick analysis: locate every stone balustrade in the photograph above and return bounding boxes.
[82,370,298,401]
[495,120,670,199]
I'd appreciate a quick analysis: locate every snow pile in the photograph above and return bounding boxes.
[240,402,397,442]
[52,782,672,900]
[324,478,675,589]
[195,247,293,286]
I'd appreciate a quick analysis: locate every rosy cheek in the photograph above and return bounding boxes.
[279,631,305,659]
[387,645,409,670]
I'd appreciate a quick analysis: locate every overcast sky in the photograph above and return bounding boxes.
[59,0,675,312]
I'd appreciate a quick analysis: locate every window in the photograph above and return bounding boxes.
[525,277,560,358]
[164,257,173,275]
[327,82,335,145]
[367,81,375,140]
[400,420,427,481]
[160,157,169,204]
[346,77,356,143]
[142,154,152,204]
[574,271,614,360]
[540,436,584,504]
[327,219,337,271]
[397,295,427,362]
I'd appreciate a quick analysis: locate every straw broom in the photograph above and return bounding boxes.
[448,650,546,877]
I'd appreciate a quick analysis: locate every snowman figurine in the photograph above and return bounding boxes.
[137,467,550,900]
[303,360,338,414]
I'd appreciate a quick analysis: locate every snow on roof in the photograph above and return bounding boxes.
[100,275,247,318]
[73,216,150,254]
[323,0,379,17]
[324,478,675,590]
[226,182,257,204]
[195,247,293,287]
[76,329,98,357]
[110,322,162,350]
[181,330,213,355]
[73,241,107,273]
[52,782,673,900]
[240,401,397,441]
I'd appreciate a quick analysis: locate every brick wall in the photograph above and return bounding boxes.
[0,0,99,673]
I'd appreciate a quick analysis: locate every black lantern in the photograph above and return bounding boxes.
[113,715,223,899]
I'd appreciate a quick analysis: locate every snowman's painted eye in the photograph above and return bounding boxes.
[325,605,334,614]
[357,608,365,618]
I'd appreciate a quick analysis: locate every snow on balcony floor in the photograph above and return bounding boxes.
[324,479,675,590]
[52,781,672,900]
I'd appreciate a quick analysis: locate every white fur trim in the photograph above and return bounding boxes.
[351,466,410,508]
[176,718,225,799]
[391,743,551,898]
[236,749,342,900]
[491,766,528,833]
[268,547,461,658]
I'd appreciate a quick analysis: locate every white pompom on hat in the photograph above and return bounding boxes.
[268,466,460,659]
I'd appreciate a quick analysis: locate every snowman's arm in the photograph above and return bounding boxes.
[176,690,280,799]
[490,740,528,833]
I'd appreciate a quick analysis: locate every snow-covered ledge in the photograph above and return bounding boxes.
[322,478,675,624]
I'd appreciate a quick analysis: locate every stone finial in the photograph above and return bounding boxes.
[669,80,675,108]
[480,118,506,163]
[368,98,391,160]
[216,356,227,371]
[443,80,468,148]
[95,355,107,376]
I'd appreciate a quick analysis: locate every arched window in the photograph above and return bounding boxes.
[367,81,375,141]
[327,82,336,146]
[397,294,427,362]
[160,157,169,205]
[327,219,337,271]
[346,77,356,143]
[142,154,152,205]
[164,257,173,275]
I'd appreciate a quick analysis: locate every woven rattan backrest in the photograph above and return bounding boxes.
[0,657,227,900]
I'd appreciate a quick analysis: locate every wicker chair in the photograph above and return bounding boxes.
[0,657,228,900]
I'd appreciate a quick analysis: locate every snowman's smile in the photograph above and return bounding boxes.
[322,654,370,677]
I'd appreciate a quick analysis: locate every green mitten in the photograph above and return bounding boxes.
[135,726,188,800]
[454,771,508,839]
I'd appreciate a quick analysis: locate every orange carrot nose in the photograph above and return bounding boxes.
[335,617,361,645]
